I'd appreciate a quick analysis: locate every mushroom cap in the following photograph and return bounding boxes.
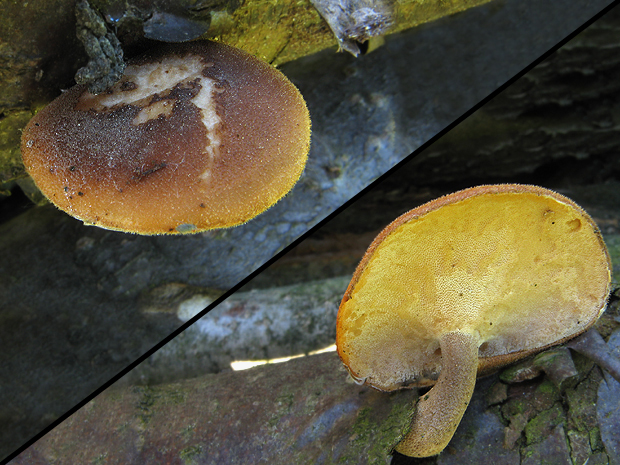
[336,184,611,391]
[21,40,310,234]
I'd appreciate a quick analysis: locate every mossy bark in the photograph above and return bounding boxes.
[207,0,495,65]
[10,352,418,465]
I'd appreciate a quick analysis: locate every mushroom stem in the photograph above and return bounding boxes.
[395,330,480,457]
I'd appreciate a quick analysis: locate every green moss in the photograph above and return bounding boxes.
[90,453,109,465]
[0,111,31,183]
[565,369,601,433]
[340,391,417,463]
[131,383,188,428]
[133,386,158,425]
[179,444,203,462]
[603,234,620,283]
[351,406,373,437]
[589,426,603,452]
[161,386,188,405]
[536,379,559,397]
[383,399,418,448]
[268,391,296,428]
[524,403,565,445]
[503,396,528,417]
[180,423,196,442]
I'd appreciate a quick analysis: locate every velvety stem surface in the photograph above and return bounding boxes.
[395,330,480,457]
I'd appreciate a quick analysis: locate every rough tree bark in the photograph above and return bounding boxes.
[9,352,419,465]
[9,323,620,464]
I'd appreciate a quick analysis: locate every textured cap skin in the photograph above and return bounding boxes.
[21,40,310,234]
[337,184,611,392]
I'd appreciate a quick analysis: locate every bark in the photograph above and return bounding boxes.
[9,352,419,465]
[208,0,498,65]
[0,0,496,116]
[9,327,620,464]
[409,6,620,185]
[0,0,617,461]
[121,276,350,386]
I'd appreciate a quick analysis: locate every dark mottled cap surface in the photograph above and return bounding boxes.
[21,40,311,234]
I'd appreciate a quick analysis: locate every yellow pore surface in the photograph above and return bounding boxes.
[338,191,610,391]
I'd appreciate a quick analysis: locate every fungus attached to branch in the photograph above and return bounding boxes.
[336,184,612,457]
[21,40,311,234]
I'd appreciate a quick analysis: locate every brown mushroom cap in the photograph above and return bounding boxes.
[21,40,310,234]
[336,184,611,456]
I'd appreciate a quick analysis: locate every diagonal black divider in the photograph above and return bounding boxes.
[3,0,619,462]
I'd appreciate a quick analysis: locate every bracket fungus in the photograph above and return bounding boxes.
[21,40,311,234]
[336,184,611,457]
